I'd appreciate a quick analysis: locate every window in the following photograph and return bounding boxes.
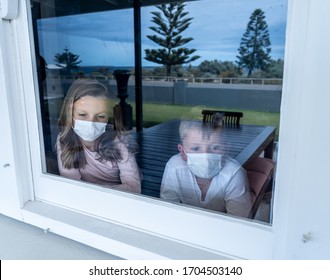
[28,0,287,258]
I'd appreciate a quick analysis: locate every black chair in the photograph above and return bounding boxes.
[202,110,243,126]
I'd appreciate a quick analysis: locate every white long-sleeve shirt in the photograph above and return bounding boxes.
[160,154,252,218]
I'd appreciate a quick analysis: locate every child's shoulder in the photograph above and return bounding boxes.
[167,153,186,167]
[222,156,245,174]
[224,156,240,166]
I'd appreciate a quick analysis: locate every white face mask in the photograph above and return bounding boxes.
[186,152,222,179]
[73,119,107,142]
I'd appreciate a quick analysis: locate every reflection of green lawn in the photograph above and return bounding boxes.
[132,103,280,140]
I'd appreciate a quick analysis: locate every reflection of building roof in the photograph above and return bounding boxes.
[46,63,66,69]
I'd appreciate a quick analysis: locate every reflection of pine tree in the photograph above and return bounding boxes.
[54,47,82,74]
[237,9,271,77]
[145,3,200,77]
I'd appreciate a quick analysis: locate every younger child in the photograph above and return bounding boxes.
[160,120,252,218]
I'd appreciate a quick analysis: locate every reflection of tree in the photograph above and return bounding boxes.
[54,47,82,75]
[98,67,109,76]
[236,9,272,77]
[198,60,242,78]
[145,3,200,77]
[249,59,284,78]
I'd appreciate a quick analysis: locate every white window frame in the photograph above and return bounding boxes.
[2,0,312,259]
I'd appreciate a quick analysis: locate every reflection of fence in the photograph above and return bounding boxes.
[48,72,282,86]
[122,81,282,113]
[142,76,282,85]
[45,78,282,122]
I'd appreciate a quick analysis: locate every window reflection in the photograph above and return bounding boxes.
[32,0,286,224]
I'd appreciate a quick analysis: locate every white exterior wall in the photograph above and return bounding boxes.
[272,0,330,259]
[0,0,329,259]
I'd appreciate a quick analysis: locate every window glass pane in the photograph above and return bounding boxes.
[32,0,287,225]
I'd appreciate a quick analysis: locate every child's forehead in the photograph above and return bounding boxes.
[184,128,221,143]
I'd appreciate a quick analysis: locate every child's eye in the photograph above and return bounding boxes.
[190,146,200,152]
[211,145,221,151]
[78,113,87,117]
[97,115,106,119]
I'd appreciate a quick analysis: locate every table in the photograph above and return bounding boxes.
[135,120,276,198]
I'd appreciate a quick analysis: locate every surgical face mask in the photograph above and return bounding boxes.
[186,152,222,179]
[73,119,107,142]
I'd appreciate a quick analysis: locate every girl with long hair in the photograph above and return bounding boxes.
[57,79,141,193]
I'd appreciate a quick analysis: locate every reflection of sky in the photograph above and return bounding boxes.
[38,0,288,67]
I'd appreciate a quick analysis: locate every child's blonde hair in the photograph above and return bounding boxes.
[179,120,222,142]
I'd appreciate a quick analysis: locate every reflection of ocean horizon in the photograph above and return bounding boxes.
[77,65,190,74]
[78,66,135,74]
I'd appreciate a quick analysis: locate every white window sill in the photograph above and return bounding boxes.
[21,200,233,260]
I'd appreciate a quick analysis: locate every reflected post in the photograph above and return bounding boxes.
[113,70,133,130]
[134,0,143,131]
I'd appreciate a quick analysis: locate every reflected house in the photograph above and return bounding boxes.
[45,63,66,98]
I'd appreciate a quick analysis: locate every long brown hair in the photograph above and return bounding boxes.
[58,79,118,169]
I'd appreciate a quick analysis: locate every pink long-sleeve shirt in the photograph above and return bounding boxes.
[57,137,141,194]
